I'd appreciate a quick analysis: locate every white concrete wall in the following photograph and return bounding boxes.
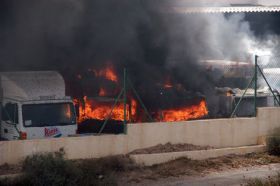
[127,117,257,150]
[0,107,279,165]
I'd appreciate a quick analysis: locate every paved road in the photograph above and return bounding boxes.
[131,164,280,186]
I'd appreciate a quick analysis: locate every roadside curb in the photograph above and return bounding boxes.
[130,145,266,166]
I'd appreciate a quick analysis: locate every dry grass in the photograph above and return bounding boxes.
[0,150,134,186]
[1,151,280,185]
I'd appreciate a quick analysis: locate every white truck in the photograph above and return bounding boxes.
[0,71,77,140]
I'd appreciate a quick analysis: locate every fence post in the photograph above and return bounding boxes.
[123,68,127,134]
[230,76,255,118]
[254,55,258,117]
[127,78,154,122]
[98,88,124,134]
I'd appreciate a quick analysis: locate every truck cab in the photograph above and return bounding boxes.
[0,71,77,140]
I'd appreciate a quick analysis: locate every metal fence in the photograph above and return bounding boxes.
[258,55,280,93]
[231,55,280,117]
[82,55,280,134]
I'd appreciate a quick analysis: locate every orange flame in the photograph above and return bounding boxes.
[164,83,173,89]
[99,88,106,96]
[65,104,72,119]
[74,63,209,124]
[74,96,137,123]
[164,77,173,88]
[159,100,208,122]
[131,99,137,116]
[93,65,118,82]
[226,91,232,97]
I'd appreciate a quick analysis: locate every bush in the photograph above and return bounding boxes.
[0,149,128,186]
[76,155,135,186]
[21,149,80,186]
[267,136,280,156]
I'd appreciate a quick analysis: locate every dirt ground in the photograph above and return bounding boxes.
[129,143,213,154]
[118,153,280,184]
[0,163,21,176]
[130,163,280,186]
[1,151,280,185]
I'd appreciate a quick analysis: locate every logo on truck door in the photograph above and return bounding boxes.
[44,127,62,138]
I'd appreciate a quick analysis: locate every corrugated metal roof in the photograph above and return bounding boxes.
[167,0,279,7]
[171,6,280,13]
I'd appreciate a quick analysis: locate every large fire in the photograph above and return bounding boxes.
[75,97,208,123]
[158,100,208,122]
[74,96,137,123]
[74,63,208,124]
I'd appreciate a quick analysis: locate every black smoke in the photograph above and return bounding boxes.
[0,0,280,117]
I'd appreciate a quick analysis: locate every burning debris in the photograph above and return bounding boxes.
[90,63,118,83]
[74,63,209,130]
[157,99,208,122]
[74,96,137,123]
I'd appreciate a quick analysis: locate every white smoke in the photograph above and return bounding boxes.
[167,12,280,67]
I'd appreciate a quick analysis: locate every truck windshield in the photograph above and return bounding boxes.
[22,103,76,127]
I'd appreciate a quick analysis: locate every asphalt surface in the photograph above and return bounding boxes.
[131,163,280,186]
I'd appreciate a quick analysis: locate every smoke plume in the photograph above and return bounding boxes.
[0,0,279,116]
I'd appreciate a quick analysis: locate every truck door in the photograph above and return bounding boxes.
[1,103,20,140]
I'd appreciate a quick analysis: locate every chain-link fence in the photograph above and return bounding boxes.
[257,55,280,107]
[199,59,255,117]
[76,56,280,135]
[258,55,280,93]
[230,55,280,118]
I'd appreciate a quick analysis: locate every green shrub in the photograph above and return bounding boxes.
[21,149,80,186]
[267,136,280,156]
[1,149,81,186]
